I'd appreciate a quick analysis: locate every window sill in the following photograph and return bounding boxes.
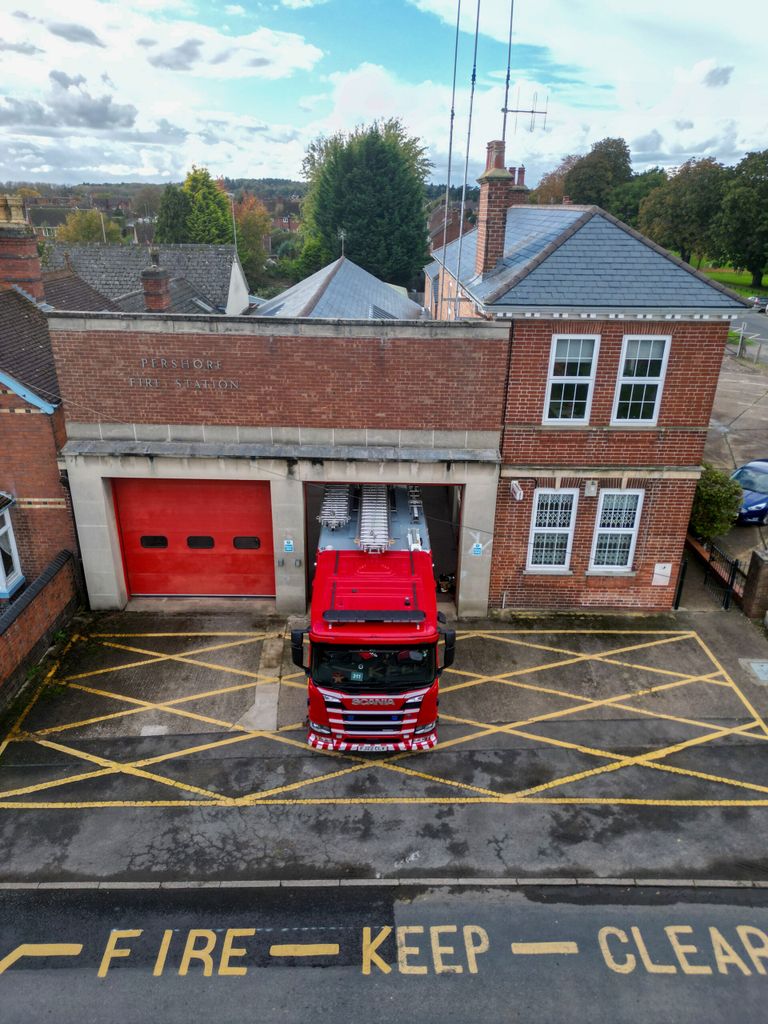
[523,569,574,576]
[609,421,659,429]
[585,570,637,577]
[0,575,25,599]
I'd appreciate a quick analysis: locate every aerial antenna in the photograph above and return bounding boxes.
[452,0,482,320]
[503,89,548,134]
[436,0,462,319]
[501,0,515,144]
[338,227,346,257]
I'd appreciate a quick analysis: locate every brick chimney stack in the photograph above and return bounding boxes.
[141,249,171,312]
[509,165,530,207]
[475,140,512,277]
[0,194,44,301]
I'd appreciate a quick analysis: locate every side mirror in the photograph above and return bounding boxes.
[291,629,308,672]
[440,629,456,672]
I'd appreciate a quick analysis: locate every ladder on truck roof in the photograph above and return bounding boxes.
[358,484,391,553]
[317,484,352,530]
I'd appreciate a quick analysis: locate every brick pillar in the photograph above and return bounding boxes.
[742,549,768,619]
[0,194,44,301]
[140,252,171,312]
[475,140,512,277]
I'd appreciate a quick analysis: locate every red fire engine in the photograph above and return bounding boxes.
[292,484,455,752]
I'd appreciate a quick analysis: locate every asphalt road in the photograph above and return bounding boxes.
[2,884,768,1023]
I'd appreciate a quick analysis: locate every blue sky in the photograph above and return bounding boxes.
[0,0,764,185]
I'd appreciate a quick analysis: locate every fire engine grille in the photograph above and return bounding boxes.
[337,709,417,736]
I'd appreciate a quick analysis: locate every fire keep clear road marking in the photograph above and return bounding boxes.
[4,921,768,980]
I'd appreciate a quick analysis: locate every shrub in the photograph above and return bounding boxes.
[689,464,743,541]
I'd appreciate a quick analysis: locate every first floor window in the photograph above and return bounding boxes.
[527,489,579,571]
[544,335,599,424]
[612,336,669,425]
[0,509,23,596]
[590,490,644,571]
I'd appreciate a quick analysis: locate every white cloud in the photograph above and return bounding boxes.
[281,0,330,7]
[224,4,246,13]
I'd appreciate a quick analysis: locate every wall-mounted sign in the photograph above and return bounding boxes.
[471,542,483,557]
[283,539,295,553]
[127,355,240,393]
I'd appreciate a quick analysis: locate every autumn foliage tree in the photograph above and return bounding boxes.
[234,192,271,289]
[57,209,123,243]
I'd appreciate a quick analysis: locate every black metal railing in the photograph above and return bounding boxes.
[703,543,742,610]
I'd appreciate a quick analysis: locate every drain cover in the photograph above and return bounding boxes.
[741,659,768,684]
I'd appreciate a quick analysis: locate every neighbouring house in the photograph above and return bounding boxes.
[427,199,478,252]
[256,257,426,319]
[44,242,250,315]
[0,200,80,699]
[27,206,76,239]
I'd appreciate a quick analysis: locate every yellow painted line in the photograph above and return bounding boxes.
[89,631,280,638]
[0,943,83,974]
[468,629,692,635]
[100,640,279,685]
[692,633,768,740]
[269,944,339,957]
[511,942,579,955]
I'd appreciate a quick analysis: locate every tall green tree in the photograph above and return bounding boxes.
[563,137,632,206]
[154,184,192,243]
[606,168,667,228]
[183,166,232,245]
[531,154,580,204]
[57,209,122,243]
[712,150,768,288]
[638,158,729,265]
[301,119,430,286]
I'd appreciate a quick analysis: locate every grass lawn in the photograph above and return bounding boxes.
[701,268,765,298]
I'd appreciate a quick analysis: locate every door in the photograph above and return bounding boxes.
[113,478,275,596]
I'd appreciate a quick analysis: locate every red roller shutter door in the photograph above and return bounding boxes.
[113,479,275,596]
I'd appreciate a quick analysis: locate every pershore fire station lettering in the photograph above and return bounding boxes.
[128,355,240,392]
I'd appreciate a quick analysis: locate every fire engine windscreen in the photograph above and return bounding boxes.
[312,645,435,687]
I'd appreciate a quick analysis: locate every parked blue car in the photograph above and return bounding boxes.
[732,461,768,524]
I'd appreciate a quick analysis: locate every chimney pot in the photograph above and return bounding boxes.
[517,166,526,187]
[475,141,513,276]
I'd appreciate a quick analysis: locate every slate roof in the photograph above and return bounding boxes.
[116,277,216,315]
[256,257,425,319]
[41,269,119,312]
[0,289,59,403]
[44,243,237,310]
[27,207,73,228]
[431,205,750,312]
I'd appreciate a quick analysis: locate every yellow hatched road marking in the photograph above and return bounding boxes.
[0,943,83,974]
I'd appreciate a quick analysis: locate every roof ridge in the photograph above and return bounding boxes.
[592,207,752,307]
[297,256,345,317]
[480,207,598,305]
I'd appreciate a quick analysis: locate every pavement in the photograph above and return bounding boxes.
[1,882,768,1024]
[2,601,768,883]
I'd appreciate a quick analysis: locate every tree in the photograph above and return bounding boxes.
[183,166,232,245]
[301,119,430,286]
[57,209,123,243]
[689,464,743,541]
[638,158,729,265]
[606,168,667,228]
[531,154,580,204]
[712,150,768,288]
[563,137,632,206]
[133,185,163,219]
[234,192,271,289]
[154,184,192,243]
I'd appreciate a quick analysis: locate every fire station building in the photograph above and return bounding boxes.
[1,139,750,622]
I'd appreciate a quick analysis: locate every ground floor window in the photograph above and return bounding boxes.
[589,490,644,571]
[526,489,579,571]
[0,510,23,597]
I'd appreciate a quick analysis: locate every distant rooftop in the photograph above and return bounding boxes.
[44,242,240,311]
[0,289,59,404]
[256,257,425,320]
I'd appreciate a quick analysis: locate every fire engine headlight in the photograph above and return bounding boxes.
[413,720,437,735]
[308,719,332,735]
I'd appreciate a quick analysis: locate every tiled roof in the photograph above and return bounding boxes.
[0,289,59,403]
[116,277,216,314]
[257,257,425,319]
[44,242,237,309]
[41,269,119,312]
[28,207,73,228]
[432,205,750,311]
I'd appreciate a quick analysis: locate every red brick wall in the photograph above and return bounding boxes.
[502,320,726,466]
[49,328,510,430]
[489,476,694,611]
[0,399,77,578]
[0,556,77,692]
